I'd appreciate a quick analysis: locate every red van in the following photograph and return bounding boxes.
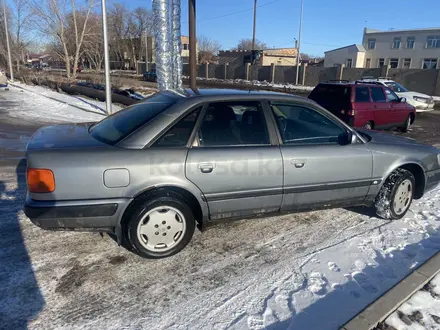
[308,81,416,132]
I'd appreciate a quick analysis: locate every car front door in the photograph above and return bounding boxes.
[370,86,391,128]
[269,101,374,211]
[185,100,283,220]
[384,87,409,125]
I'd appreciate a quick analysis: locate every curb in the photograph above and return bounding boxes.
[9,82,107,117]
[340,251,440,330]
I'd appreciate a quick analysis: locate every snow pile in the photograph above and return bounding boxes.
[385,273,440,329]
[2,85,106,123]
[10,81,123,115]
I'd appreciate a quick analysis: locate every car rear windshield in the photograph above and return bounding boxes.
[309,84,351,104]
[89,92,180,145]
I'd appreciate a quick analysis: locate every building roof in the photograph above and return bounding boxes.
[263,48,297,56]
[364,27,440,34]
[324,44,365,53]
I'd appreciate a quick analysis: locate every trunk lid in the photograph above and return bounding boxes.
[26,123,109,151]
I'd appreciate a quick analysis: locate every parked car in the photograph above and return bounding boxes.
[308,80,416,131]
[143,69,157,82]
[24,89,440,258]
[357,78,435,112]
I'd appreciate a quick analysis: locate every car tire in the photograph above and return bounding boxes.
[400,115,411,133]
[363,122,373,130]
[126,192,196,259]
[374,168,415,220]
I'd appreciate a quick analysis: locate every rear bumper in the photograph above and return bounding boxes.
[24,192,131,232]
[425,169,440,193]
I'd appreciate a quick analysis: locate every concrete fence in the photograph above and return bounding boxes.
[136,61,440,96]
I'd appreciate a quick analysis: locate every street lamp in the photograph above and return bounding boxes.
[101,0,112,114]
[2,0,14,82]
[295,0,303,85]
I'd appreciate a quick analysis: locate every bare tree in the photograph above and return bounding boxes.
[31,0,98,79]
[235,38,267,50]
[197,35,221,64]
[82,14,103,70]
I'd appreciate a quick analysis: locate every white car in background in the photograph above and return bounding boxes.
[357,77,435,112]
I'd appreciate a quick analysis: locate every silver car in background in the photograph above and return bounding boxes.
[24,89,440,258]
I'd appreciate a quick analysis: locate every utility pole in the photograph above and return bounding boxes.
[145,30,149,72]
[101,0,112,114]
[3,0,14,82]
[188,0,197,91]
[295,0,303,85]
[252,0,257,51]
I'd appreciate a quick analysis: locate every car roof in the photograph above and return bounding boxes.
[184,88,291,97]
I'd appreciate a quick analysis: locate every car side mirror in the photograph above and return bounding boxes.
[338,131,353,146]
[400,97,407,103]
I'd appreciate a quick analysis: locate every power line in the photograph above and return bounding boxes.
[182,0,282,24]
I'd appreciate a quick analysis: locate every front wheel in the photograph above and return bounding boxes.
[375,168,415,220]
[126,192,196,258]
[363,122,373,130]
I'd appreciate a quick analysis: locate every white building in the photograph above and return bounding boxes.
[324,27,440,69]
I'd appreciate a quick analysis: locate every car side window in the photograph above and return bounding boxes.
[197,101,270,147]
[371,87,387,102]
[271,103,345,145]
[384,88,399,102]
[355,87,370,102]
[152,107,201,147]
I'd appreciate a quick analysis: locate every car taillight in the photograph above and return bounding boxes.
[27,168,55,193]
[341,109,356,116]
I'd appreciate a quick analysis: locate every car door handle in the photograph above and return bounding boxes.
[198,163,215,173]
[290,159,306,168]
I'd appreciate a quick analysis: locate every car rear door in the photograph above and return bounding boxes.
[370,86,391,128]
[185,100,283,220]
[268,101,374,211]
[384,87,409,125]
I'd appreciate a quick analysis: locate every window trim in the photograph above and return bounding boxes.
[145,103,207,148]
[189,100,277,149]
[367,38,376,50]
[370,86,387,103]
[266,100,351,147]
[389,58,399,68]
[406,37,415,49]
[402,58,412,69]
[426,36,440,49]
[384,87,400,102]
[392,37,401,49]
[422,58,438,69]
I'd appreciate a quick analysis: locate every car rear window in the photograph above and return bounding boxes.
[89,92,180,145]
[309,84,351,104]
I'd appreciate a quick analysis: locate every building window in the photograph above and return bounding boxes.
[426,36,440,48]
[365,58,371,68]
[423,58,438,69]
[392,37,401,49]
[183,43,189,50]
[378,58,385,67]
[406,37,415,49]
[403,58,411,69]
[346,59,352,68]
[389,58,399,68]
[367,39,376,49]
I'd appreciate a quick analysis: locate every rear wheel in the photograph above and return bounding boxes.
[363,121,373,130]
[374,168,415,220]
[126,192,196,258]
[400,115,412,133]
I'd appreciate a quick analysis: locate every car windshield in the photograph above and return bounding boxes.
[89,92,180,145]
[385,82,408,93]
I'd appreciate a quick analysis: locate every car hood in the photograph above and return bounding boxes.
[26,123,109,151]
[396,91,432,99]
[357,129,437,148]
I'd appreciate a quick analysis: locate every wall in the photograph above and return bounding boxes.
[388,68,439,95]
[362,28,440,69]
[324,45,363,68]
[341,68,381,81]
[261,55,297,66]
[304,67,337,86]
